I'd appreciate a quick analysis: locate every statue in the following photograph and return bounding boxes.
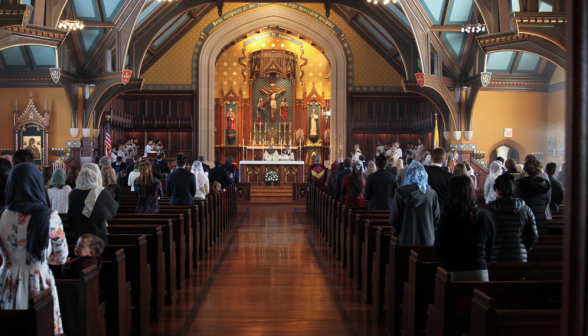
[256,96,270,124]
[226,108,236,134]
[279,98,288,122]
[260,78,286,122]
[310,110,319,136]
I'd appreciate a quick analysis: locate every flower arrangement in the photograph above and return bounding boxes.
[264,171,280,183]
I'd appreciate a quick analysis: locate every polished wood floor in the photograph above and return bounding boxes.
[151,205,385,336]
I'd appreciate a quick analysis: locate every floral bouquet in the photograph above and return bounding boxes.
[264,171,280,183]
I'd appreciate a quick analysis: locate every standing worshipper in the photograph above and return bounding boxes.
[364,154,398,210]
[47,168,71,213]
[199,156,211,173]
[359,155,368,171]
[209,158,231,190]
[67,163,119,244]
[388,161,440,246]
[134,161,163,214]
[505,159,518,174]
[191,161,209,201]
[424,148,453,208]
[366,161,377,176]
[166,154,197,206]
[341,161,366,207]
[515,159,551,235]
[42,167,53,189]
[0,158,12,206]
[101,164,121,207]
[496,157,506,173]
[334,158,352,201]
[156,154,170,174]
[397,158,412,187]
[127,157,142,192]
[308,156,327,186]
[350,144,362,161]
[487,173,538,262]
[221,156,236,184]
[433,176,495,281]
[0,162,69,335]
[65,166,79,190]
[484,161,503,204]
[326,161,338,191]
[112,156,126,175]
[11,149,33,166]
[545,162,564,211]
[422,149,432,166]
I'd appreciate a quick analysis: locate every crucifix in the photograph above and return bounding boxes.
[260,77,286,122]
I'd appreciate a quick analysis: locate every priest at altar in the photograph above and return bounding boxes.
[281,144,295,161]
[263,143,280,161]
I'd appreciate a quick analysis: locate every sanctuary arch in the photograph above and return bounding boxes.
[197,6,348,162]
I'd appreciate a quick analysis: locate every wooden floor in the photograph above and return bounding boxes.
[150,204,385,336]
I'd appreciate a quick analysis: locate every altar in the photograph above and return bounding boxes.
[239,161,305,187]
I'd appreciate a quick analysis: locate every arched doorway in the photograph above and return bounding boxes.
[489,144,520,163]
[198,6,348,162]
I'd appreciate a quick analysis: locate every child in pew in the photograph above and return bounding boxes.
[212,181,224,210]
[62,234,104,280]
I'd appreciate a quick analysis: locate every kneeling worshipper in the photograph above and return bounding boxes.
[280,144,295,161]
[263,143,280,161]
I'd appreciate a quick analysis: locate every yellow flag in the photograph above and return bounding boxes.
[434,117,440,148]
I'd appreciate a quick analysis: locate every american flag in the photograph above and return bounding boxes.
[104,119,111,156]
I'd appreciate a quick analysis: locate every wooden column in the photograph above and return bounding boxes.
[562,0,587,334]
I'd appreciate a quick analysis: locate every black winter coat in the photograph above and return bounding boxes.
[515,176,551,235]
[486,197,538,262]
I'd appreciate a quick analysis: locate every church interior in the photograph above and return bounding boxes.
[0,0,585,335]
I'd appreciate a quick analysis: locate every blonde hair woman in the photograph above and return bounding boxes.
[394,158,404,170]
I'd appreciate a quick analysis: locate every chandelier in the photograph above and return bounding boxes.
[461,23,486,33]
[57,20,84,30]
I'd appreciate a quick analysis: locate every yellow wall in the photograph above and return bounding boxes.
[465,88,565,164]
[141,3,404,88]
[216,34,330,99]
[0,88,84,162]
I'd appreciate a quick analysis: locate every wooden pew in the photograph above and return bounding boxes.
[55,265,107,336]
[0,289,54,336]
[108,217,185,289]
[353,213,388,288]
[470,289,561,336]
[361,220,390,302]
[100,249,132,336]
[384,239,435,336]
[427,268,561,336]
[402,251,562,336]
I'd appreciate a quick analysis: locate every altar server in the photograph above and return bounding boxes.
[350,144,362,161]
[263,143,280,161]
[375,139,386,156]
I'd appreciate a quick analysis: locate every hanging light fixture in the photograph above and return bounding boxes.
[57,20,84,31]
[461,12,486,34]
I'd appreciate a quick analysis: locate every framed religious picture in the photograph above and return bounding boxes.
[14,93,50,167]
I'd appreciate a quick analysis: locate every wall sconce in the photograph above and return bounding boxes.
[82,128,90,137]
[93,129,100,138]
[70,128,79,138]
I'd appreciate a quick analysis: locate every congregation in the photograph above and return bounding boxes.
[0,147,235,335]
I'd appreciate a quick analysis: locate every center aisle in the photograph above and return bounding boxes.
[151,204,385,336]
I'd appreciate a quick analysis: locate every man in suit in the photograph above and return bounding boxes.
[209,157,231,190]
[156,154,170,174]
[334,158,352,201]
[112,155,126,174]
[166,154,196,206]
[199,156,211,173]
[365,154,397,210]
[397,157,412,187]
[424,147,453,208]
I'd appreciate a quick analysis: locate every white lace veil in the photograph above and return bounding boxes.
[488,161,503,182]
[190,161,207,190]
[75,163,105,218]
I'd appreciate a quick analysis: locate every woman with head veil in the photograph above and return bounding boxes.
[67,163,119,244]
[388,160,440,246]
[47,168,71,213]
[341,161,366,207]
[191,161,209,201]
[484,161,504,204]
[0,163,69,335]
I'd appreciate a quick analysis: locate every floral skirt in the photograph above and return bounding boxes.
[0,266,63,335]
